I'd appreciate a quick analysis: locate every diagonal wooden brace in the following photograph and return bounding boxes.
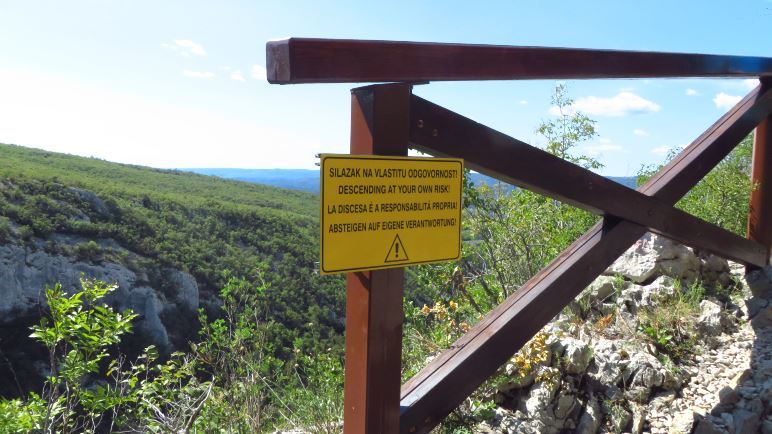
[408,95,770,267]
[399,85,772,434]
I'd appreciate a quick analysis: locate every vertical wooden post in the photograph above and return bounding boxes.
[344,83,411,434]
[748,78,772,265]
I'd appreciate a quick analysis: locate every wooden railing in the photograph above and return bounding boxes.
[267,38,772,434]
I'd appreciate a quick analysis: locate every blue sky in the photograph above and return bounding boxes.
[0,0,770,175]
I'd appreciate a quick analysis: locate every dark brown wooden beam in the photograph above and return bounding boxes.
[748,78,772,264]
[408,93,772,267]
[399,85,772,434]
[266,38,772,84]
[344,83,411,434]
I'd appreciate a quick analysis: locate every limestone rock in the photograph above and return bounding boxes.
[698,299,725,336]
[0,242,200,354]
[631,403,646,434]
[578,275,618,307]
[628,352,664,391]
[649,390,676,412]
[669,410,699,434]
[562,337,593,375]
[553,392,579,420]
[745,296,769,319]
[605,232,731,287]
[732,408,761,433]
[693,418,726,434]
[640,276,676,307]
[762,419,772,434]
[746,265,772,299]
[523,378,557,416]
[751,304,772,328]
[605,233,664,283]
[717,386,739,406]
[609,406,632,432]
[575,396,602,434]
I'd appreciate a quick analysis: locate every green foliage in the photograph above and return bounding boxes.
[1,83,757,433]
[536,83,602,170]
[402,84,602,431]
[636,281,705,362]
[29,279,137,433]
[0,142,345,359]
[637,135,754,235]
[1,278,209,433]
[414,84,600,321]
[74,241,102,262]
[0,216,11,242]
[194,275,344,432]
[0,394,46,433]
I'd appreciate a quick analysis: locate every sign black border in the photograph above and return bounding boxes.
[320,154,464,275]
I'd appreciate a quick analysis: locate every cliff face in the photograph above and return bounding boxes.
[0,232,201,396]
[0,144,346,404]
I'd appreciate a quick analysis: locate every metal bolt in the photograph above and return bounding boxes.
[417,119,424,128]
[432,129,439,137]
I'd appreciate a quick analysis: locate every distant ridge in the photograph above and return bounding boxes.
[185,168,639,193]
[187,168,320,193]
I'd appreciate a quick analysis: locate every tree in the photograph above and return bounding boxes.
[536,83,602,170]
[462,84,601,306]
[638,134,755,236]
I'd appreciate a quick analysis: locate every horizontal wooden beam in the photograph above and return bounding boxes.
[266,38,772,84]
[407,93,772,267]
[399,85,772,434]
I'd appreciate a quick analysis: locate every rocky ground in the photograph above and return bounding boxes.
[650,316,772,433]
[473,233,772,434]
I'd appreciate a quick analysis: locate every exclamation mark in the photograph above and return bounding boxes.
[395,243,399,258]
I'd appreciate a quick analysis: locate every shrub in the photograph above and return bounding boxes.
[75,241,102,262]
[638,135,754,235]
[0,216,11,242]
[0,278,209,433]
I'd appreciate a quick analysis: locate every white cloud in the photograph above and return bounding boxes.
[230,70,245,82]
[251,65,267,80]
[549,91,660,117]
[713,92,742,109]
[633,129,648,136]
[519,100,528,105]
[162,40,207,57]
[743,78,759,89]
[172,39,206,56]
[183,70,215,79]
[651,145,671,156]
[0,68,324,169]
[582,140,623,156]
[685,88,699,96]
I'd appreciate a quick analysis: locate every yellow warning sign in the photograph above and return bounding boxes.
[384,234,409,263]
[320,154,463,275]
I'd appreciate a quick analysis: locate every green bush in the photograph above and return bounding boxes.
[0,216,11,242]
[75,241,102,262]
[638,135,754,235]
[194,274,344,433]
[0,278,209,433]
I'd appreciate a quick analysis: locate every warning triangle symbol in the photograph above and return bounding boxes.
[384,234,409,263]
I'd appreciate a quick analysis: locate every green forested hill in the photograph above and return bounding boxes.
[0,143,344,356]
